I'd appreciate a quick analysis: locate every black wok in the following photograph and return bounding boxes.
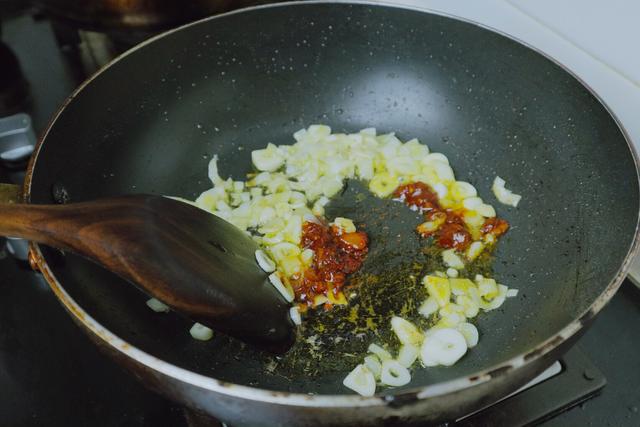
[19,2,640,426]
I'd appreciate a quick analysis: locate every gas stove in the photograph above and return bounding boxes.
[1,6,639,427]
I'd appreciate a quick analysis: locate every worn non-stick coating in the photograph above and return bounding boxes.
[29,2,638,395]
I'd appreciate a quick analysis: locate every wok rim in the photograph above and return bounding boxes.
[24,0,640,408]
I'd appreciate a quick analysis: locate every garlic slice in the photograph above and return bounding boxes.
[368,343,393,361]
[456,322,479,348]
[146,298,170,313]
[442,249,465,270]
[418,297,439,318]
[397,344,420,368]
[289,306,301,325]
[343,364,376,397]
[254,249,276,273]
[380,360,411,387]
[268,273,294,302]
[423,275,451,307]
[189,323,214,341]
[466,241,485,261]
[506,288,519,298]
[420,328,468,367]
[492,176,522,207]
[446,268,459,278]
[364,355,382,380]
[251,143,284,172]
[391,316,424,346]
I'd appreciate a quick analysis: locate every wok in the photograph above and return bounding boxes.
[16,2,640,425]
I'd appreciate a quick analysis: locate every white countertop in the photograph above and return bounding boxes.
[373,0,640,285]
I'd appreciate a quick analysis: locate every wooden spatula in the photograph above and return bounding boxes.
[0,194,295,353]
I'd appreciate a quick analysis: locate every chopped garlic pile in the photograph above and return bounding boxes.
[422,273,517,326]
[343,273,518,396]
[193,125,510,299]
[144,125,521,378]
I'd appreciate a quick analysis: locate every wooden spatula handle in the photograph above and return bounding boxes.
[0,202,87,250]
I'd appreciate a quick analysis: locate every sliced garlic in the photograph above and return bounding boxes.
[207,155,223,185]
[481,284,509,311]
[368,343,393,361]
[404,138,429,157]
[289,306,301,325]
[380,360,411,387]
[484,233,496,244]
[462,196,483,210]
[456,322,479,348]
[312,295,329,307]
[463,210,485,229]
[506,288,519,298]
[424,152,449,165]
[492,176,522,207]
[146,298,170,313]
[456,294,480,319]
[254,249,276,273]
[437,311,466,328]
[193,126,519,384]
[418,297,439,318]
[419,344,439,367]
[466,241,485,261]
[364,355,382,380]
[300,248,314,266]
[397,344,420,368]
[293,127,307,141]
[343,364,376,397]
[355,156,374,180]
[369,172,399,197]
[332,217,356,233]
[423,275,451,307]
[433,182,448,199]
[450,181,477,200]
[312,196,330,216]
[477,277,499,299]
[268,273,294,302]
[268,241,301,261]
[189,323,214,341]
[251,143,285,172]
[307,124,332,139]
[416,218,444,235]
[449,278,474,296]
[477,203,496,218]
[442,249,465,270]
[391,316,424,346]
[420,328,468,367]
[433,162,455,182]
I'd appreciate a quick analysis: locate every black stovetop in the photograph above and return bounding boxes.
[1,7,639,427]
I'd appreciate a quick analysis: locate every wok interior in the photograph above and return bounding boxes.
[30,3,638,394]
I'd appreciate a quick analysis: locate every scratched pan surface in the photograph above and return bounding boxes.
[27,2,639,395]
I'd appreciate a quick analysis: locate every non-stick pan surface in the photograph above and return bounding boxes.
[27,2,639,396]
